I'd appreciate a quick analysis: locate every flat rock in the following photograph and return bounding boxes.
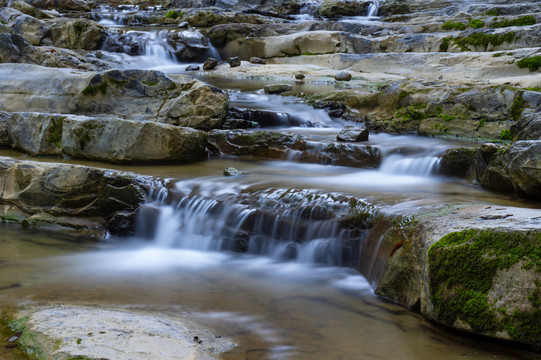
[264,84,292,94]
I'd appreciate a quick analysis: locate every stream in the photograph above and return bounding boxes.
[1,2,541,360]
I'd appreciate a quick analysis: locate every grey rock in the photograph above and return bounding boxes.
[295,73,305,80]
[227,56,241,67]
[334,71,352,81]
[264,84,292,94]
[223,167,245,176]
[249,56,265,64]
[185,64,200,71]
[336,126,369,142]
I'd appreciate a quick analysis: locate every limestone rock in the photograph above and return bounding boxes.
[264,84,292,94]
[25,0,90,12]
[203,57,218,70]
[477,141,541,201]
[185,64,200,71]
[337,126,369,142]
[0,7,49,45]
[43,18,106,50]
[295,73,305,80]
[335,71,352,81]
[0,64,228,129]
[317,0,371,18]
[439,147,478,177]
[250,56,265,64]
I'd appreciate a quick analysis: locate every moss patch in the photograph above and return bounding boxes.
[517,56,541,72]
[451,31,516,51]
[442,21,466,31]
[81,82,108,96]
[428,230,541,341]
[510,92,524,121]
[492,15,536,28]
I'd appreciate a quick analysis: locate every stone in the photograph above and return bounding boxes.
[477,140,541,201]
[227,56,241,67]
[185,64,200,71]
[203,57,218,70]
[264,84,292,94]
[335,71,352,81]
[250,56,265,64]
[439,147,478,178]
[0,7,49,45]
[223,167,245,176]
[44,18,106,50]
[0,157,154,233]
[0,64,228,129]
[336,126,369,142]
[25,0,90,12]
[317,0,370,18]
[295,73,305,80]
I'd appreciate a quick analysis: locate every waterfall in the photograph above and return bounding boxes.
[367,0,382,17]
[379,154,441,176]
[138,182,372,267]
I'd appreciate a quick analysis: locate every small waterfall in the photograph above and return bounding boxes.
[367,0,382,17]
[379,154,441,176]
[138,182,373,267]
[141,31,177,64]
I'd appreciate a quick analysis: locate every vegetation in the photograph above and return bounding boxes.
[81,82,108,96]
[467,19,485,29]
[517,56,541,72]
[165,10,180,19]
[499,129,512,140]
[510,92,524,121]
[442,20,466,31]
[428,230,541,339]
[452,32,516,51]
[492,15,536,28]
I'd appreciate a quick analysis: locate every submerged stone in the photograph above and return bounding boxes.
[264,84,292,94]
[336,126,369,142]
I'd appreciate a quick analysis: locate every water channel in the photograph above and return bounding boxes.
[1,3,541,360]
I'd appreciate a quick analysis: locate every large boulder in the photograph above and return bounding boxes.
[25,0,90,11]
[0,112,208,163]
[0,157,155,234]
[477,141,541,201]
[43,18,106,50]
[0,64,228,129]
[317,0,371,18]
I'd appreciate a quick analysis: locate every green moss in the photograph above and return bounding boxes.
[399,90,409,100]
[165,10,179,19]
[442,20,466,31]
[492,15,536,28]
[142,80,159,86]
[525,87,541,92]
[398,103,428,121]
[493,52,503,57]
[499,129,512,140]
[468,19,485,29]
[510,92,524,121]
[438,113,456,121]
[47,117,64,149]
[347,199,376,228]
[81,82,108,96]
[108,78,127,88]
[428,230,541,338]
[506,309,541,344]
[483,9,499,16]
[517,56,541,72]
[451,31,516,51]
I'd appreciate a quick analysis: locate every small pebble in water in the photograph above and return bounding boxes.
[193,336,203,344]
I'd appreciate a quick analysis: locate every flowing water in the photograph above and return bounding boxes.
[2,3,541,359]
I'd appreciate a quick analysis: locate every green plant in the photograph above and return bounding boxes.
[492,15,536,28]
[483,9,499,16]
[165,10,179,19]
[468,19,485,29]
[510,93,524,120]
[442,20,466,31]
[499,129,512,140]
[517,56,541,71]
[81,82,108,96]
[439,37,451,52]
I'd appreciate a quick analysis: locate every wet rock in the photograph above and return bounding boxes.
[223,167,245,176]
[0,64,228,129]
[477,141,541,201]
[295,73,305,80]
[203,57,218,70]
[316,142,382,168]
[264,84,292,94]
[227,56,241,67]
[44,18,106,50]
[313,101,345,118]
[336,126,369,142]
[250,56,265,64]
[25,0,90,11]
[227,107,316,127]
[512,112,541,140]
[0,158,156,233]
[334,71,352,81]
[439,147,478,178]
[185,64,200,71]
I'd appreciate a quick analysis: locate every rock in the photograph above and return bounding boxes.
[43,18,106,50]
[203,57,218,70]
[317,0,371,18]
[264,84,292,94]
[227,56,241,67]
[6,112,63,156]
[0,157,155,233]
[250,56,265,64]
[10,306,235,360]
[223,167,245,176]
[334,71,352,81]
[185,9,230,27]
[313,101,345,118]
[227,107,318,127]
[0,64,228,129]
[164,30,217,62]
[25,0,90,12]
[7,0,39,17]
[438,147,478,178]
[512,112,541,140]
[0,7,49,45]
[295,73,305,80]
[336,126,369,142]
[477,141,541,201]
[208,130,381,168]
[185,64,200,71]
